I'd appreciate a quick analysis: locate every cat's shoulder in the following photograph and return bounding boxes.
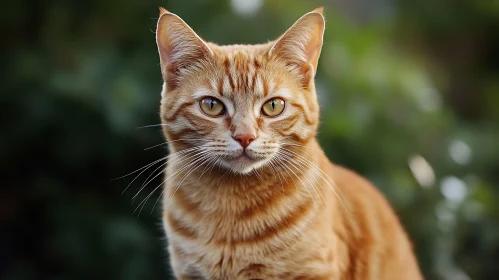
[327,162,374,190]
[325,161,393,208]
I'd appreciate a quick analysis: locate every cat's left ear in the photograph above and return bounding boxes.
[268,7,325,86]
[156,7,214,91]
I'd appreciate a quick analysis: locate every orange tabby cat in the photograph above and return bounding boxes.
[155,7,423,280]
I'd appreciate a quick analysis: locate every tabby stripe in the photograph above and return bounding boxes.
[217,75,224,95]
[229,197,313,245]
[290,101,315,125]
[250,72,258,92]
[164,101,195,122]
[167,127,207,142]
[224,58,235,91]
[237,180,296,220]
[253,57,261,69]
[263,76,269,96]
[241,73,248,92]
[278,114,301,133]
[174,187,202,216]
[182,111,217,134]
[167,212,197,238]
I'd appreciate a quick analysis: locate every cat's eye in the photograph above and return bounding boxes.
[261,98,285,117]
[199,97,225,116]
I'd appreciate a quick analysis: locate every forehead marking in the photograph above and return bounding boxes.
[218,52,272,96]
[254,76,264,96]
[263,77,269,96]
[224,58,235,92]
[222,76,232,94]
[216,75,224,94]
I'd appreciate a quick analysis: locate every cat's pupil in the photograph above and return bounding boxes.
[210,100,214,109]
[271,100,275,109]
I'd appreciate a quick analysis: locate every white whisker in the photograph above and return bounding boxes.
[268,157,285,194]
[135,151,210,215]
[159,153,213,213]
[278,153,317,204]
[113,156,166,181]
[198,155,221,180]
[133,150,208,215]
[136,123,172,129]
[143,138,205,151]
[280,147,349,213]
[131,147,202,200]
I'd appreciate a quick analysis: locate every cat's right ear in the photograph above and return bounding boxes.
[156,7,213,91]
[268,8,325,88]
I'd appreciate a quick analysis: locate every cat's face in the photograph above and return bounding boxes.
[156,8,325,174]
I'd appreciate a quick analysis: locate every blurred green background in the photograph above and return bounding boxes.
[2,0,498,279]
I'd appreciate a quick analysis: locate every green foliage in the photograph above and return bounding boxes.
[2,0,498,279]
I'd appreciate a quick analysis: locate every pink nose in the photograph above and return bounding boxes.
[233,133,256,149]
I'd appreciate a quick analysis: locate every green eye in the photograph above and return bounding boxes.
[261,98,285,117]
[199,97,225,116]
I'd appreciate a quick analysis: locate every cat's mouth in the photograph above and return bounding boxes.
[221,152,268,174]
[230,152,257,164]
[233,153,256,162]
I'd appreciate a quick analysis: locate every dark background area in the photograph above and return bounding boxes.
[2,0,498,279]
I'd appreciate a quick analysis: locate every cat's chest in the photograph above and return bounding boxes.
[170,238,308,280]
[163,184,314,252]
[164,207,334,279]
[163,176,332,278]
[169,234,336,280]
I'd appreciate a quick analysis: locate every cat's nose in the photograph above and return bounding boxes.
[233,133,256,149]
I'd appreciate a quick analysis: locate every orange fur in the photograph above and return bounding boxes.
[155,7,423,280]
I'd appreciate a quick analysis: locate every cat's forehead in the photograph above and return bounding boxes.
[195,44,289,100]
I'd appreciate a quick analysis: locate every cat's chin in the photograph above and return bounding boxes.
[220,155,268,175]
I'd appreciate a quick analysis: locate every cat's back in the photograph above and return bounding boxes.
[323,161,424,280]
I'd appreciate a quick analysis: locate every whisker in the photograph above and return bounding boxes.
[206,156,222,177]
[278,153,317,204]
[166,153,212,201]
[274,152,316,203]
[136,123,171,129]
[112,156,166,181]
[268,158,285,194]
[280,148,349,212]
[216,165,232,184]
[273,153,297,188]
[115,145,201,186]
[143,142,169,151]
[284,154,326,203]
[155,153,212,214]
[120,158,166,195]
[124,147,201,197]
[139,147,202,188]
[134,151,209,215]
[132,148,205,201]
[198,155,221,180]
[143,138,205,151]
[132,148,201,200]
[252,169,263,180]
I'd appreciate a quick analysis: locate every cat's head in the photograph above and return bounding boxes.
[156,7,325,174]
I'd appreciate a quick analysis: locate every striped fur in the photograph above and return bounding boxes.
[155,7,423,280]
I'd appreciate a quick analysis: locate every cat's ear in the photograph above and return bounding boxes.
[156,7,213,91]
[268,7,325,87]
